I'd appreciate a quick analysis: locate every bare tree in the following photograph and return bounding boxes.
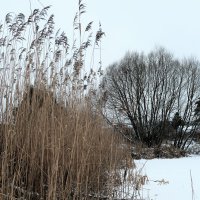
[172,58,200,149]
[99,48,200,148]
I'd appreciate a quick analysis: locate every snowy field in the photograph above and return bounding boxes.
[134,156,200,200]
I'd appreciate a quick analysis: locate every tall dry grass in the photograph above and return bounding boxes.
[0,1,133,199]
[1,86,132,199]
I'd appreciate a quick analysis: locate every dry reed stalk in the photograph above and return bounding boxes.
[0,87,132,199]
[0,1,134,199]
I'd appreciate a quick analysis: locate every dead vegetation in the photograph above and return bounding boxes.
[1,86,133,199]
[0,1,134,199]
[131,145,187,160]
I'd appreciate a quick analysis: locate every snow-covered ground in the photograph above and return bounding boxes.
[134,156,200,200]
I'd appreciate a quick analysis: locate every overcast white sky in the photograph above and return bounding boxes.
[1,0,200,68]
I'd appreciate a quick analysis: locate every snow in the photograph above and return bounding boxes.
[134,156,200,200]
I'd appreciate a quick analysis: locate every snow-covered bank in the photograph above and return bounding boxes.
[135,156,200,200]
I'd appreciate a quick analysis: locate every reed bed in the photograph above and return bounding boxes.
[0,1,133,199]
